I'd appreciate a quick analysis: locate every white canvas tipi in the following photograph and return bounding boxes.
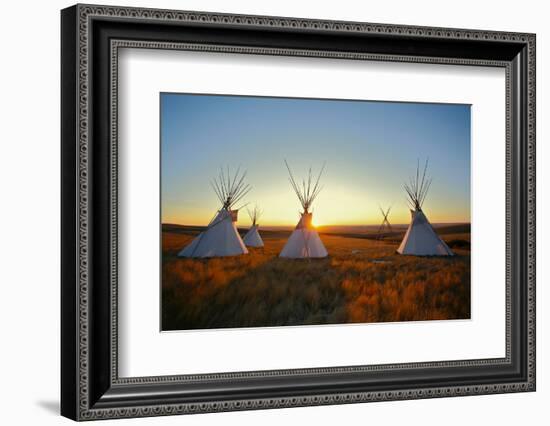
[397,159,454,256]
[279,161,328,259]
[178,167,250,258]
[243,206,264,248]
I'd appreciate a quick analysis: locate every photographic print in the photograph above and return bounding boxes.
[161,93,471,331]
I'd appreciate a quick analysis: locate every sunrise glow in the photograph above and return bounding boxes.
[161,94,471,228]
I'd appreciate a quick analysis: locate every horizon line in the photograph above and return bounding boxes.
[162,221,472,227]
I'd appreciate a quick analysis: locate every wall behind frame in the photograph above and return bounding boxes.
[0,0,546,425]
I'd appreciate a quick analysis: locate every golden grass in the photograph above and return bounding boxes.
[162,231,470,330]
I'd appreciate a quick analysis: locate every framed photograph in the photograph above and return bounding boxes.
[61,4,536,421]
[160,94,470,332]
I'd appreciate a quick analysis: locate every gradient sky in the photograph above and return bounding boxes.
[161,93,470,227]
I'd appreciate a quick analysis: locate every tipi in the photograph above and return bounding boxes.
[279,161,328,259]
[397,159,454,256]
[178,167,250,258]
[243,206,264,248]
[376,205,393,238]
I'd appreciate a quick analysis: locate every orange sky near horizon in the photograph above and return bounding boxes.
[161,185,471,228]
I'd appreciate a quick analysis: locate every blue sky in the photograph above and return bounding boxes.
[161,93,470,226]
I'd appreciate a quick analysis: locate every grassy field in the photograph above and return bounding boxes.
[162,224,470,331]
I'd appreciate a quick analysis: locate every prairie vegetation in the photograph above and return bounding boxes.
[162,225,470,330]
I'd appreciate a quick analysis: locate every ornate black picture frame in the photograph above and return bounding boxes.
[61,4,536,421]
